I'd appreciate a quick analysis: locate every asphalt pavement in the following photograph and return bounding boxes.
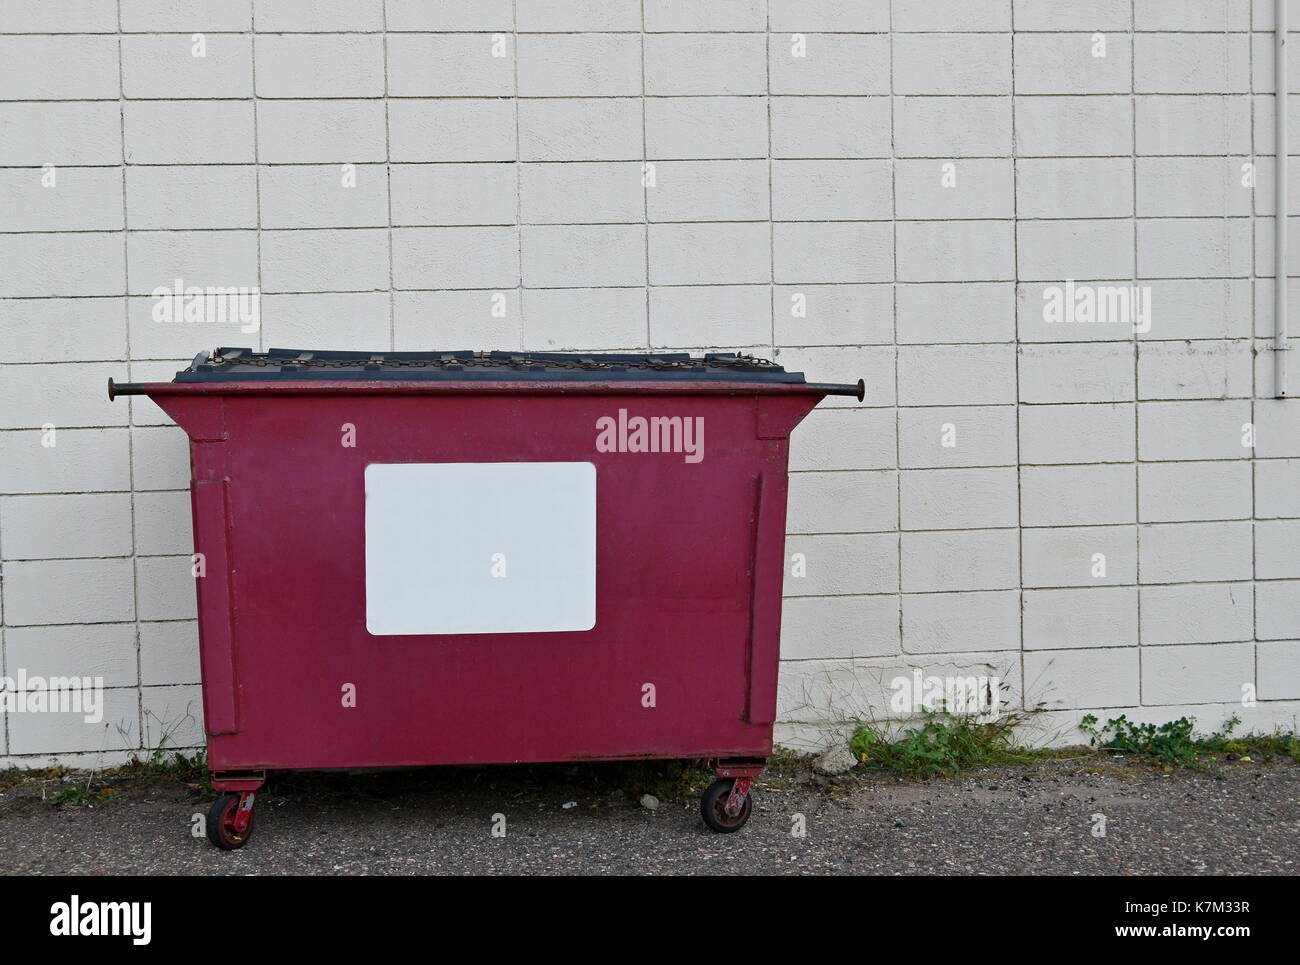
[1,757,1295,875]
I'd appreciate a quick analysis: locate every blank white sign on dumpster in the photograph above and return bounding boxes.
[364,462,597,636]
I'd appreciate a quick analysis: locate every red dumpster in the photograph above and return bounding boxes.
[109,348,862,846]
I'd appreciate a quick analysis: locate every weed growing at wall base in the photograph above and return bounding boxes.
[1081,714,1300,768]
[850,708,1044,777]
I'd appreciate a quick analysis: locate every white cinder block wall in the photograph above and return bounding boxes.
[1,0,1299,765]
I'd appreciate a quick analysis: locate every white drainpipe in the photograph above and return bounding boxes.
[1277,0,1290,397]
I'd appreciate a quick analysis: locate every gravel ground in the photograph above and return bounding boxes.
[0,757,1296,875]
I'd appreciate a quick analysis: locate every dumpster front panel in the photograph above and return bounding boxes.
[157,389,818,770]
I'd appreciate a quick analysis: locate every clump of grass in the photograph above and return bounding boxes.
[1081,714,1300,769]
[47,784,117,805]
[121,742,208,784]
[30,765,120,806]
[4,740,211,809]
[850,708,1046,778]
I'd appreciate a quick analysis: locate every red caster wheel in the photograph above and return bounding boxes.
[701,777,752,833]
[206,791,256,850]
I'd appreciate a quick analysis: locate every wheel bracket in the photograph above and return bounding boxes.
[724,777,752,817]
[230,791,256,835]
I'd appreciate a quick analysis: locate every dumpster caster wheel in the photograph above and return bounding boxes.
[207,791,256,850]
[701,778,752,833]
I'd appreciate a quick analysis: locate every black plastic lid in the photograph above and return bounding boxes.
[175,348,807,385]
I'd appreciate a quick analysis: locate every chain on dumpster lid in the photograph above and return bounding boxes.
[204,349,783,372]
